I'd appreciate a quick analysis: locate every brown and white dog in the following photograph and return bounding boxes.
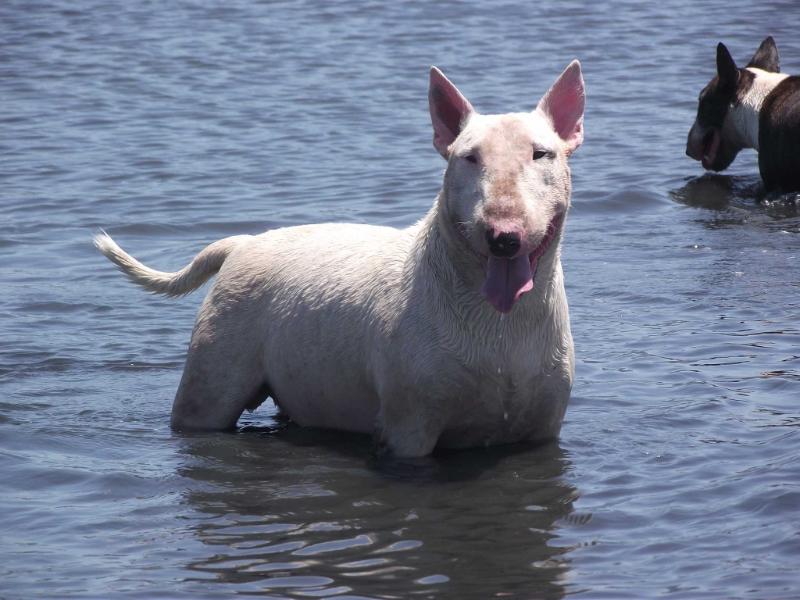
[96,64,585,457]
[686,37,800,192]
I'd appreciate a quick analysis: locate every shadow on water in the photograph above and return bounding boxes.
[174,422,577,599]
[670,173,800,226]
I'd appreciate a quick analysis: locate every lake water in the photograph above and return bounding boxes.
[2,1,799,598]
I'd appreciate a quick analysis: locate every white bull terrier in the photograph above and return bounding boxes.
[96,62,585,457]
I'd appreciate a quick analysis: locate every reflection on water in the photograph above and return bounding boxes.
[177,424,577,598]
[670,173,800,224]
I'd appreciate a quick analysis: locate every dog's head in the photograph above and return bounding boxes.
[429,62,585,313]
[686,37,780,171]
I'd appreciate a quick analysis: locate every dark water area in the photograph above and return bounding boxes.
[2,0,799,598]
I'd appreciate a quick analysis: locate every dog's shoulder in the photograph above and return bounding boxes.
[761,75,800,126]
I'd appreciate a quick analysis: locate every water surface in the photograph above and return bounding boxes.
[2,1,799,598]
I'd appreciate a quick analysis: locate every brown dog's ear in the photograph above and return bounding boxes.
[428,67,475,158]
[747,36,780,72]
[716,43,739,92]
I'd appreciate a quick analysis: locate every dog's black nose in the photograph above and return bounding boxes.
[486,230,521,258]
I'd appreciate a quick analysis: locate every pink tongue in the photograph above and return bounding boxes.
[481,254,535,313]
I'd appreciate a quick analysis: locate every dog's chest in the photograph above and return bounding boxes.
[421,305,572,446]
[476,368,529,427]
[437,359,560,447]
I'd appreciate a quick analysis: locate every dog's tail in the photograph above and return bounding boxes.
[93,232,250,297]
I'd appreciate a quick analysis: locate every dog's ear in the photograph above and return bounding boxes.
[537,60,585,155]
[716,43,739,92]
[429,67,474,158]
[747,36,780,73]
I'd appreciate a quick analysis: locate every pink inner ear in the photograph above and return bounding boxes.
[429,68,474,157]
[538,61,585,153]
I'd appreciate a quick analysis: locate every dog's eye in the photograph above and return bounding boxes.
[464,153,478,164]
[532,149,549,161]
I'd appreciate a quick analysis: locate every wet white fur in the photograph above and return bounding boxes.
[95,64,583,457]
[726,68,789,150]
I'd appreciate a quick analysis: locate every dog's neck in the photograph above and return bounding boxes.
[730,68,790,150]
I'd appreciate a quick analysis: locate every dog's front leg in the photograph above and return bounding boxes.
[375,397,444,458]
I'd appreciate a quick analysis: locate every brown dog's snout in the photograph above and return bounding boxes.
[686,123,703,161]
[686,138,697,159]
[486,229,521,258]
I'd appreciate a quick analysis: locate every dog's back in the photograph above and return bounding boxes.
[759,76,800,191]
